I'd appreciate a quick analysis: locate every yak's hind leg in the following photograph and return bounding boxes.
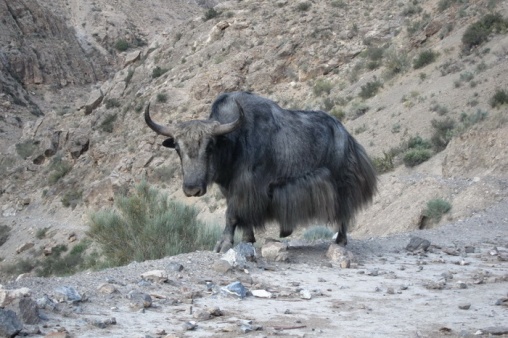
[335,222,348,246]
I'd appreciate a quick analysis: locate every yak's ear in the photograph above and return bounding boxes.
[162,138,176,148]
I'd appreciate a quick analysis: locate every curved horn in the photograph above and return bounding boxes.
[144,103,175,137]
[212,99,245,136]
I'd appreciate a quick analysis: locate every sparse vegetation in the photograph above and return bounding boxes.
[430,102,449,115]
[383,47,410,79]
[422,198,451,223]
[372,152,394,173]
[403,149,432,167]
[48,157,72,184]
[462,13,508,51]
[359,80,382,99]
[0,225,10,247]
[413,50,439,69]
[88,181,221,267]
[35,227,49,239]
[114,39,129,51]
[152,66,168,78]
[296,2,311,11]
[203,8,219,21]
[349,102,370,119]
[100,114,117,133]
[489,89,508,108]
[313,79,333,96]
[431,117,456,151]
[105,98,121,109]
[15,140,38,159]
[303,226,334,241]
[61,190,83,208]
[156,92,168,103]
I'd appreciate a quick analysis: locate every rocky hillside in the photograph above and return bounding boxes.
[1,0,508,264]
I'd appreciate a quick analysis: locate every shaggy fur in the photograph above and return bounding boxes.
[147,91,378,252]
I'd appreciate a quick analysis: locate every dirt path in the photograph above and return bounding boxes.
[2,199,507,338]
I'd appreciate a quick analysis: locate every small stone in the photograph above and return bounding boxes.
[367,269,379,276]
[241,324,253,333]
[261,242,289,262]
[456,282,467,289]
[213,260,232,273]
[167,262,184,272]
[54,286,82,303]
[326,244,355,266]
[127,291,152,310]
[495,297,508,306]
[464,246,475,254]
[86,317,116,328]
[299,289,312,300]
[141,270,168,283]
[387,287,395,295]
[182,321,197,331]
[251,290,272,298]
[97,283,118,294]
[481,326,508,335]
[317,277,326,282]
[16,242,34,254]
[284,309,291,314]
[221,281,247,299]
[406,237,430,252]
[458,303,471,310]
[0,287,32,307]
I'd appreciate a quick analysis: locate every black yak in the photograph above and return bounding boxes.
[145,91,377,252]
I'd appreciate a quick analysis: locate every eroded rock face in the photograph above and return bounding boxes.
[0,0,108,88]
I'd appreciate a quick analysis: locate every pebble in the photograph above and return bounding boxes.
[221,281,248,299]
[182,321,197,331]
[458,303,471,310]
[406,237,430,252]
[167,262,184,272]
[127,291,152,310]
[299,289,312,300]
[251,290,273,298]
[54,286,82,303]
[140,270,168,283]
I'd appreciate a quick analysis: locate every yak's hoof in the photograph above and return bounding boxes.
[214,238,234,253]
[335,234,348,247]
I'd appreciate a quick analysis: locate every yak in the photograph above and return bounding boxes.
[145,91,377,253]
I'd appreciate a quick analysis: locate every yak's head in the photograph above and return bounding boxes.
[145,103,243,197]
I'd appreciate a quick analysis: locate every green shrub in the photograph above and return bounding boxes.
[359,80,383,99]
[125,69,134,86]
[490,89,508,108]
[303,226,334,241]
[105,98,121,109]
[413,50,439,69]
[114,39,129,52]
[100,114,117,133]
[372,152,394,173]
[431,117,455,151]
[349,102,369,119]
[0,225,10,247]
[61,190,82,209]
[203,8,219,21]
[403,149,432,167]
[297,2,311,11]
[422,198,451,223]
[48,157,72,184]
[15,140,37,159]
[430,102,448,115]
[156,93,168,103]
[36,241,92,277]
[460,109,488,128]
[330,107,345,121]
[152,66,168,78]
[462,13,508,50]
[35,227,49,239]
[88,181,221,267]
[2,258,36,276]
[313,79,333,96]
[407,135,432,150]
[383,47,410,78]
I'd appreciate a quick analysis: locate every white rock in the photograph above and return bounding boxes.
[251,290,273,298]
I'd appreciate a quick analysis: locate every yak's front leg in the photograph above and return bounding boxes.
[214,215,236,253]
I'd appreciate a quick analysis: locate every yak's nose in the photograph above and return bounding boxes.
[183,183,206,197]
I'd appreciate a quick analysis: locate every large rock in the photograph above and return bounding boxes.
[0,309,23,338]
[84,89,104,115]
